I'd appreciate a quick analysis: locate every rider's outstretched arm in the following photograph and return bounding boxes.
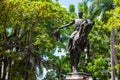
[58,20,75,30]
[50,20,75,40]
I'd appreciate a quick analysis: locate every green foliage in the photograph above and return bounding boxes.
[115,64,120,79]
[87,57,110,80]
[89,0,114,20]
[78,1,88,19]
[114,0,120,6]
[0,0,71,79]
[104,1,120,79]
[69,4,75,13]
[87,0,120,79]
[0,0,120,80]
[43,70,57,80]
[77,0,120,79]
[104,3,120,30]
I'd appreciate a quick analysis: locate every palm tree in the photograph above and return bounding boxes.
[88,0,114,20]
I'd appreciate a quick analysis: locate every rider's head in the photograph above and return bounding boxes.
[78,10,83,18]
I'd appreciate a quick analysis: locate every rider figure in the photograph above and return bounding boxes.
[58,11,85,51]
[58,10,84,39]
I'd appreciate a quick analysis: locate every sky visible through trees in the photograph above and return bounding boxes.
[53,0,82,13]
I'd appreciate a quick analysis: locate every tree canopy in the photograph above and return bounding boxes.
[0,0,120,80]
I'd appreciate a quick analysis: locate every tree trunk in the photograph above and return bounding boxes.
[114,32,118,65]
[8,58,12,80]
[110,28,115,80]
[0,56,3,80]
[0,63,1,80]
[2,59,8,80]
[24,60,29,80]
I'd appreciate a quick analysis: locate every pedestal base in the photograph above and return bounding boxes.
[65,72,92,80]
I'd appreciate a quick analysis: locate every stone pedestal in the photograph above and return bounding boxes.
[65,72,92,80]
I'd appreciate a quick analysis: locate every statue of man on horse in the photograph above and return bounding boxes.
[52,10,94,72]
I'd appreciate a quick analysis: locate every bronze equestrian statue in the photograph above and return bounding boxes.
[52,11,94,72]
